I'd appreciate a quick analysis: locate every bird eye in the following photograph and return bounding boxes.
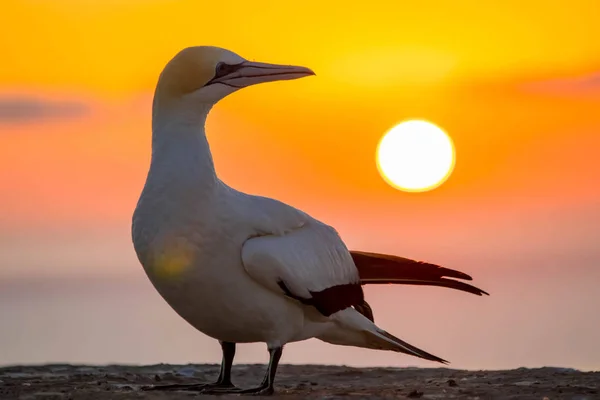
[215,62,242,78]
[216,63,233,77]
[215,63,227,76]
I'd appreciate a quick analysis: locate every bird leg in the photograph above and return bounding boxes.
[142,341,238,391]
[200,346,283,396]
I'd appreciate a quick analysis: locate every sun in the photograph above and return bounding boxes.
[376,120,455,192]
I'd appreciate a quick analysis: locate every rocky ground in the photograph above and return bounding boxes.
[1,364,599,399]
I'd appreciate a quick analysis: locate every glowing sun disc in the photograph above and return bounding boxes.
[376,120,455,192]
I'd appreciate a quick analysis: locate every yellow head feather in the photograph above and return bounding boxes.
[155,46,243,100]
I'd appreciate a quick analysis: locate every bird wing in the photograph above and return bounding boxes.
[241,221,364,317]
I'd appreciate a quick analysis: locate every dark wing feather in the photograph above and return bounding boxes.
[351,251,489,296]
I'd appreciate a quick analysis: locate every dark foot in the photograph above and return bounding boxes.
[200,385,274,396]
[141,382,237,392]
[243,386,275,396]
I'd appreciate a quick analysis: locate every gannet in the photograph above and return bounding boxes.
[132,46,488,396]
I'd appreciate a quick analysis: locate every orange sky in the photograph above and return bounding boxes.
[2,0,600,279]
[2,0,600,371]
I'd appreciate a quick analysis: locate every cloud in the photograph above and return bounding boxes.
[522,72,600,96]
[0,98,88,124]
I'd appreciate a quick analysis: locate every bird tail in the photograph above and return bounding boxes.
[320,308,448,364]
[351,251,489,296]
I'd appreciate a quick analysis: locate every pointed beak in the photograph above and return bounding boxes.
[207,61,315,88]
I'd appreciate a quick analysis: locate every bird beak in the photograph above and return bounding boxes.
[207,61,315,88]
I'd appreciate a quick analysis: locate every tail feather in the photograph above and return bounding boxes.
[375,329,449,364]
[327,308,448,364]
[351,251,489,296]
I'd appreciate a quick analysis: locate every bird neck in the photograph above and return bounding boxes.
[148,98,218,195]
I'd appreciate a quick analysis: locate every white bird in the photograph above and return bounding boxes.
[132,46,488,396]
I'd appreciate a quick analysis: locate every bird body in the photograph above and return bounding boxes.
[132,116,393,349]
[134,177,319,346]
[133,46,487,395]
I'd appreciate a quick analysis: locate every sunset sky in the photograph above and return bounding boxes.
[1,0,600,370]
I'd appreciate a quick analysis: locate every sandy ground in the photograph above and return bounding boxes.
[0,364,598,399]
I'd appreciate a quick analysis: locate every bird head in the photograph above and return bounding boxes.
[155,46,315,105]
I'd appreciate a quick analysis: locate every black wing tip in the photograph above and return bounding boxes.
[424,265,475,282]
[465,285,490,296]
[471,285,490,296]
[360,277,489,297]
[350,250,475,282]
